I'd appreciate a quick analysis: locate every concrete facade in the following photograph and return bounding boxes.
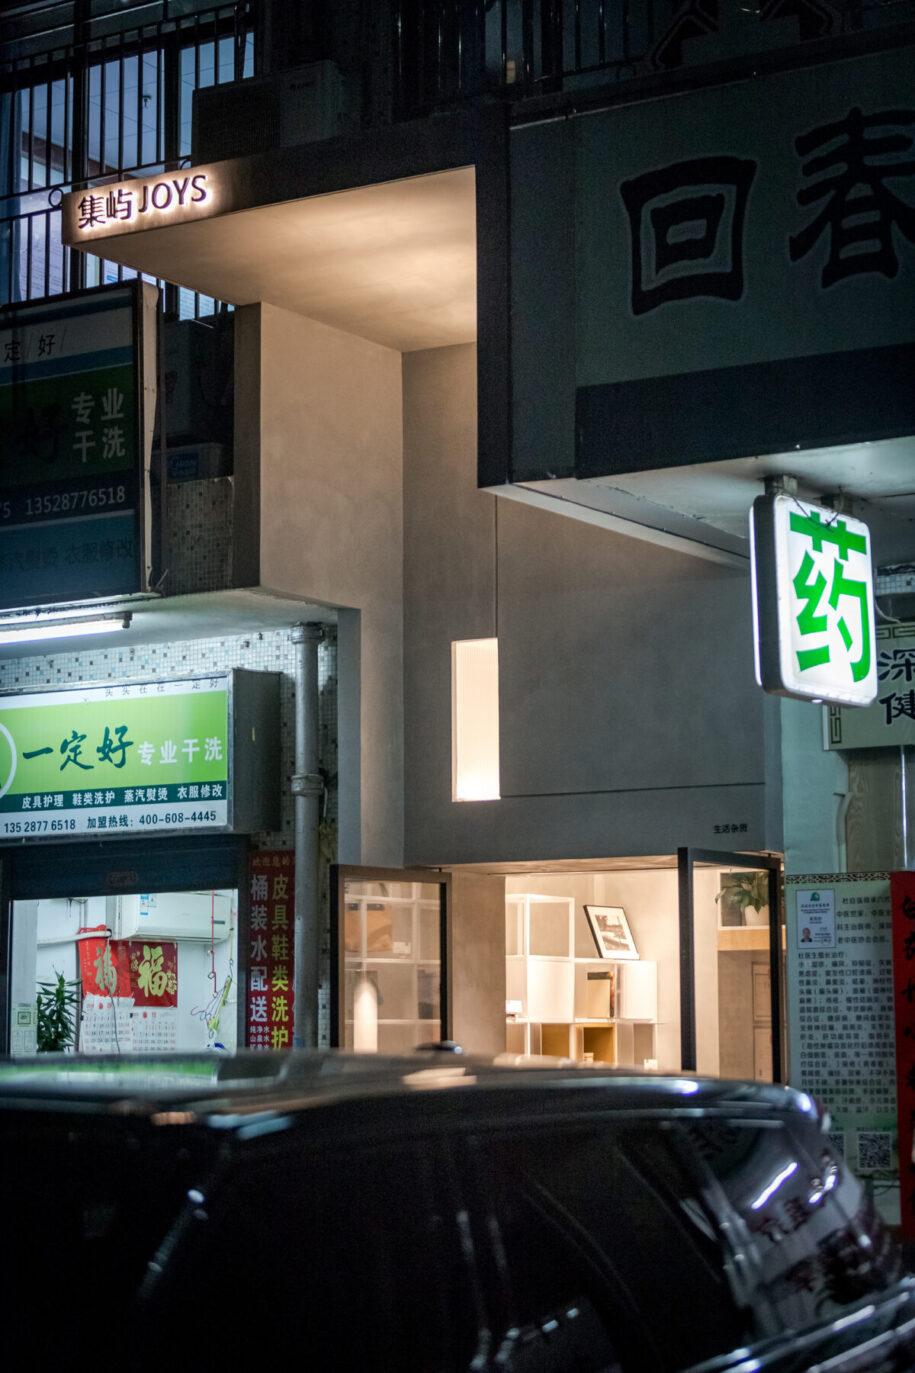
[403,343,781,868]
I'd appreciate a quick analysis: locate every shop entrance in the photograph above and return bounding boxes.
[330,866,451,1052]
[12,889,238,1054]
[1,836,246,1056]
[677,849,784,1082]
[500,853,784,1079]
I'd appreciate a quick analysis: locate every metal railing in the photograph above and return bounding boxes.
[2,0,912,307]
[1,1,253,311]
[389,0,914,115]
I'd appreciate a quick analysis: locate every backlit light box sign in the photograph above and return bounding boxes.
[0,671,280,841]
[0,282,156,608]
[750,491,877,707]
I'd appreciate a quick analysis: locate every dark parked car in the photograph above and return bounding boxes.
[0,1052,912,1371]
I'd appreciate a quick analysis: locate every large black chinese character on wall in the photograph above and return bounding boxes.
[789,106,915,287]
[620,155,758,315]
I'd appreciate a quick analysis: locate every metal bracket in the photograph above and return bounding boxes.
[763,473,798,497]
[291,772,324,798]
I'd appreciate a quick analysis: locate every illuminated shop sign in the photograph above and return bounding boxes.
[824,621,915,749]
[75,174,209,232]
[62,167,221,243]
[0,677,231,840]
[0,283,155,608]
[750,491,877,707]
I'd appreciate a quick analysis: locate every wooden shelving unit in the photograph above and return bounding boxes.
[505,893,657,1064]
[342,885,441,1053]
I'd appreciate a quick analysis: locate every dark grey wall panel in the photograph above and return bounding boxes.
[508,121,577,483]
[496,497,763,797]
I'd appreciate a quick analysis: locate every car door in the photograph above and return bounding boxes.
[453,1113,748,1373]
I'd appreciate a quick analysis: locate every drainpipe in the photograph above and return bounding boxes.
[291,622,324,1049]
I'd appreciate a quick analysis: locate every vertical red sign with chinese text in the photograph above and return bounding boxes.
[891,870,915,1238]
[246,851,295,1049]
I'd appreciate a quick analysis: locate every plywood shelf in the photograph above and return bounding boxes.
[717,927,770,951]
[506,893,657,1064]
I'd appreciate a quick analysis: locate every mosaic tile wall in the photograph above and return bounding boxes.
[165,477,234,595]
[0,625,338,1042]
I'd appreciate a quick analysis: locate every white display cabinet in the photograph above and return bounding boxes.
[505,893,657,1064]
[342,884,442,1053]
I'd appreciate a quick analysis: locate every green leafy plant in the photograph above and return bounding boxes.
[715,871,771,918]
[36,971,79,1052]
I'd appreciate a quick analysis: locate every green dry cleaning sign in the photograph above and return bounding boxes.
[0,677,230,839]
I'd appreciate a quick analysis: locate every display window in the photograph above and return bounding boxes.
[503,854,783,1079]
[10,889,238,1054]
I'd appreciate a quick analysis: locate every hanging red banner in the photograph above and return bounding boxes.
[77,926,131,999]
[246,851,295,1050]
[890,870,915,1239]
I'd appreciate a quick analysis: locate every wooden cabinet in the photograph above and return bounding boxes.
[505,894,657,1065]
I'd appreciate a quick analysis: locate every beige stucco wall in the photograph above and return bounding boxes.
[403,343,777,868]
[449,871,507,1054]
[250,302,404,866]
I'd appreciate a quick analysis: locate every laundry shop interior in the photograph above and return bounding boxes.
[9,888,236,1053]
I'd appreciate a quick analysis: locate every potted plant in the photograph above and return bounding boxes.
[716,871,771,927]
[36,971,79,1052]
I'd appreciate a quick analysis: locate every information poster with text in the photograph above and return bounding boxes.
[786,873,895,1178]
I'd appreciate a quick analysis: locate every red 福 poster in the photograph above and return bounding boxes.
[246,851,295,1050]
[891,870,915,1238]
[122,941,178,1007]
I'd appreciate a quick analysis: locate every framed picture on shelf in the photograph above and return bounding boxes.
[584,906,639,961]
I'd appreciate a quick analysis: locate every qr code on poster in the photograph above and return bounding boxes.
[826,1129,846,1159]
[856,1131,893,1173]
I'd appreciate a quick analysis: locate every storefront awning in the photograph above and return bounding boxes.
[62,156,476,354]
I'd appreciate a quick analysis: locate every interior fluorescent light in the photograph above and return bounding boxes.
[0,614,131,645]
[0,603,126,627]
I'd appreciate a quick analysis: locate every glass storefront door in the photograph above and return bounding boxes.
[1,834,247,1055]
[498,857,784,1078]
[677,849,784,1082]
[331,866,450,1052]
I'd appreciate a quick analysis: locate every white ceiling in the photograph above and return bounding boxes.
[0,589,336,662]
[515,437,915,568]
[601,439,915,565]
[595,440,915,543]
[90,166,478,353]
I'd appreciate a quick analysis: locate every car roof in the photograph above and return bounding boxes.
[0,1050,823,1130]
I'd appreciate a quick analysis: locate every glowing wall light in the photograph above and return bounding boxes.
[452,638,500,801]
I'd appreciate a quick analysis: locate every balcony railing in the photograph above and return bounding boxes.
[1,0,912,307]
[389,0,915,116]
[1,1,252,310]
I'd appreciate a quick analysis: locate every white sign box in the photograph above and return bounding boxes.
[751,491,877,706]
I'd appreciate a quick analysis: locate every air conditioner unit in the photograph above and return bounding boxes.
[192,61,353,163]
[108,892,233,943]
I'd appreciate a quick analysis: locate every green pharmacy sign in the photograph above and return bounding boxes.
[0,677,231,840]
[751,491,877,707]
